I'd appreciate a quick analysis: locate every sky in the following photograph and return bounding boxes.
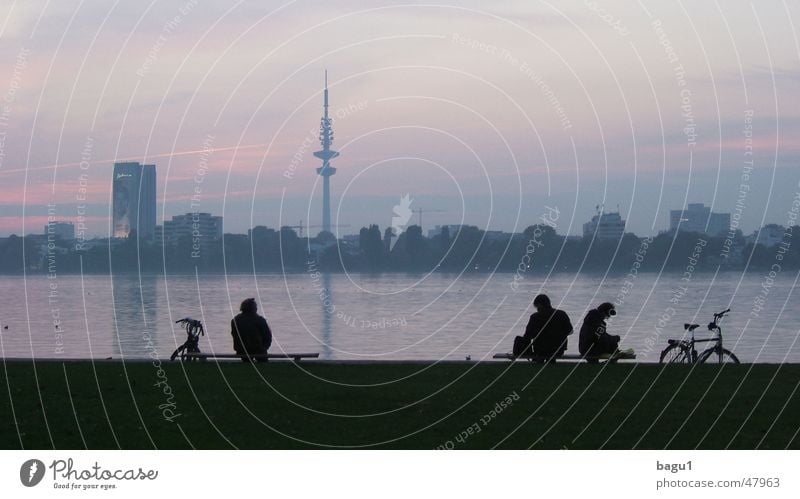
[0,0,798,238]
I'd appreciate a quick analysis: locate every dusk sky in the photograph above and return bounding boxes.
[0,0,798,237]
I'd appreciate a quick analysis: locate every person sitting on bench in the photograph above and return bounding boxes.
[231,298,272,362]
[522,294,573,361]
[579,302,621,358]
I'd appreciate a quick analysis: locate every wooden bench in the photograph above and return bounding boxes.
[181,352,320,362]
[493,351,635,363]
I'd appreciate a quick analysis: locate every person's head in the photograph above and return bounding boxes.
[597,302,616,319]
[533,294,552,312]
[240,298,258,314]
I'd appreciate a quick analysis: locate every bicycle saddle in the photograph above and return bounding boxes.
[684,323,700,331]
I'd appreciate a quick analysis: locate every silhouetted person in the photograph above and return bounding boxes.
[579,302,620,358]
[522,294,573,361]
[231,298,272,361]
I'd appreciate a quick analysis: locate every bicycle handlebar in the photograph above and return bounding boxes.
[175,317,205,336]
[708,309,731,331]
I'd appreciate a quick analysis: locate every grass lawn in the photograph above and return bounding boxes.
[1,360,799,449]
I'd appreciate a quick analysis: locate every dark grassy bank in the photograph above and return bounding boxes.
[1,361,799,449]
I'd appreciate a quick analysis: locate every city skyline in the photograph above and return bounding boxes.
[35,201,791,243]
[0,1,798,239]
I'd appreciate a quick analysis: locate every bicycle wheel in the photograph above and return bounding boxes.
[698,347,740,364]
[659,343,691,363]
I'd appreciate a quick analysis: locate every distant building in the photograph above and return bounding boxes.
[112,162,156,239]
[583,211,626,240]
[670,203,730,236]
[44,221,75,240]
[747,224,786,247]
[159,213,222,251]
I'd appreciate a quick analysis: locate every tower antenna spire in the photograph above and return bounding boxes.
[323,69,329,118]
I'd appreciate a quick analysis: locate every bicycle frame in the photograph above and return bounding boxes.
[665,309,731,364]
[684,328,721,362]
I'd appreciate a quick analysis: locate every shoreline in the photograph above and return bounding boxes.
[0,268,794,277]
[2,357,798,365]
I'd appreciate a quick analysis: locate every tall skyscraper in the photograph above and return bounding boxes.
[313,71,338,234]
[112,162,156,239]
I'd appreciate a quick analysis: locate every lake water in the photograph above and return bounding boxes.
[1,271,799,362]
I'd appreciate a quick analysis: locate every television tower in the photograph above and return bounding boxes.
[313,70,338,234]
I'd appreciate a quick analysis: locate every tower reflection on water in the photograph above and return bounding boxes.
[319,272,334,359]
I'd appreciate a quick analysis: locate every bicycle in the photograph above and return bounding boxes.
[170,317,205,361]
[659,309,740,364]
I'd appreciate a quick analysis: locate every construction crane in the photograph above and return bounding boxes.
[281,220,350,238]
[411,208,447,229]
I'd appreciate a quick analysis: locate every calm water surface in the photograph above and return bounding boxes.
[1,272,799,362]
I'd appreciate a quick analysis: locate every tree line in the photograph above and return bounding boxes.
[2,223,798,274]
